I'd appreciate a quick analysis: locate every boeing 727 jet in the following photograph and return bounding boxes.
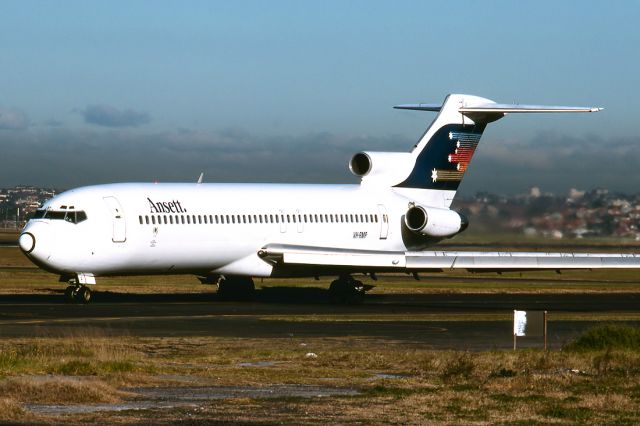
[18,94,640,303]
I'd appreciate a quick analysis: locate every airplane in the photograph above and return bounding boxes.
[18,94,640,304]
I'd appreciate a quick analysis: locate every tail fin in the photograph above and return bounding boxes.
[393,94,601,201]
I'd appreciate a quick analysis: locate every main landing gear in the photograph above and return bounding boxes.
[216,276,255,301]
[64,283,92,304]
[328,275,365,304]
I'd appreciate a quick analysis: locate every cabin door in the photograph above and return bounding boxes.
[103,196,127,243]
[377,204,389,240]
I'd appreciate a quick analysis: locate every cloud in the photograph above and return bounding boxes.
[80,105,150,128]
[0,108,29,130]
[42,119,63,127]
[0,125,638,196]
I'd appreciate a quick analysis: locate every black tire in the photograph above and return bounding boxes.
[64,286,75,303]
[348,280,365,305]
[75,286,92,304]
[328,280,344,304]
[217,277,255,301]
[328,279,365,305]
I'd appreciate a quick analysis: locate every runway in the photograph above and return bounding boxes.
[1,289,639,350]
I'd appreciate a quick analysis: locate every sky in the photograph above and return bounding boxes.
[1,1,639,195]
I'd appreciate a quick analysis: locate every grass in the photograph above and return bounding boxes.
[2,237,640,424]
[565,324,640,352]
[0,329,638,424]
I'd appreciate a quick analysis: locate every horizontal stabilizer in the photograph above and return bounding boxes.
[393,104,442,112]
[394,102,602,114]
[459,104,603,113]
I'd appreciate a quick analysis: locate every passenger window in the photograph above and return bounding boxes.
[163,216,168,225]
[152,216,156,225]
[139,215,143,225]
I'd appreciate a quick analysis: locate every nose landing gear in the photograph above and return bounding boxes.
[64,283,92,304]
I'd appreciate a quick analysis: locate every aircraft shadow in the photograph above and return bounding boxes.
[0,288,639,312]
[0,286,338,305]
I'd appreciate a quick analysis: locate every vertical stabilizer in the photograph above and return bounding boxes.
[392,94,601,207]
[394,94,493,192]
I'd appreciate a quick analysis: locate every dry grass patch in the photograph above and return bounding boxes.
[0,397,25,421]
[0,376,129,405]
[0,329,145,377]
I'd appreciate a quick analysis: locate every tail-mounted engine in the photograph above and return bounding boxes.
[349,152,414,186]
[404,205,468,238]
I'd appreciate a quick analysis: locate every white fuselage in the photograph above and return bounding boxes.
[21,183,447,279]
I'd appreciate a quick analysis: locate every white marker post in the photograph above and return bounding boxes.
[513,310,547,350]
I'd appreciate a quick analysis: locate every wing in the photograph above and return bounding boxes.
[258,244,640,273]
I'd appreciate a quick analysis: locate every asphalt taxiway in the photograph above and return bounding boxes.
[1,289,638,350]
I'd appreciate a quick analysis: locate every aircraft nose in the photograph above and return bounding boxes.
[19,222,52,262]
[18,232,35,253]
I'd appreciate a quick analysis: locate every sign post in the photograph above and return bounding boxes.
[513,310,547,350]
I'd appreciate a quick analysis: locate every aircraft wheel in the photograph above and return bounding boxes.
[217,276,255,301]
[64,285,76,303]
[75,286,92,304]
[64,284,91,304]
[329,277,365,305]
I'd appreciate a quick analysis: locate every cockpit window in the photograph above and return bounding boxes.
[32,209,46,219]
[76,211,87,223]
[33,209,88,224]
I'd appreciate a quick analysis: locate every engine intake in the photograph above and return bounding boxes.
[405,205,468,238]
[349,151,414,186]
[349,152,372,176]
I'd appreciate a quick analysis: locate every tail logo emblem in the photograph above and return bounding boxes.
[431,131,481,182]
